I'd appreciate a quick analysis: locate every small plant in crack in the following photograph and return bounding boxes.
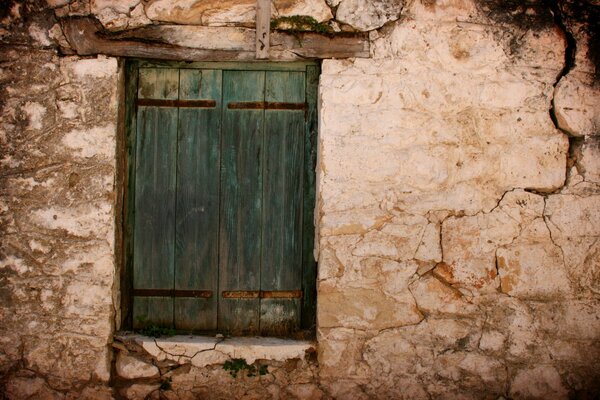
[223,358,268,378]
[135,316,177,338]
[270,15,333,34]
[159,376,172,391]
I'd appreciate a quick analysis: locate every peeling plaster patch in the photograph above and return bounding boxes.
[57,100,79,119]
[69,56,118,79]
[62,124,116,159]
[22,102,46,130]
[31,203,113,238]
[0,255,30,275]
[28,24,51,46]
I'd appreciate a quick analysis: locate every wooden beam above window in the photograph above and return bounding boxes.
[60,18,370,61]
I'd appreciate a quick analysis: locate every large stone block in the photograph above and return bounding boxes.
[115,352,159,379]
[510,365,569,400]
[336,0,404,31]
[145,0,332,26]
[318,283,422,330]
[554,71,600,138]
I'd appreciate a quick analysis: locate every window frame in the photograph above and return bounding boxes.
[119,60,319,338]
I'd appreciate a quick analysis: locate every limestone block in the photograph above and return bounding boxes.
[414,222,442,263]
[23,336,110,383]
[121,383,160,400]
[352,214,428,261]
[318,235,362,282]
[433,352,507,393]
[478,330,505,353]
[545,194,600,238]
[320,208,390,237]
[360,257,418,297]
[439,190,547,292]
[284,383,324,400]
[145,0,332,26]
[532,300,600,341]
[573,136,600,183]
[544,193,600,292]
[554,72,600,137]
[323,380,370,400]
[336,0,404,31]
[5,376,47,399]
[364,318,479,380]
[318,328,369,379]
[92,0,151,31]
[408,275,478,316]
[116,352,159,379]
[483,297,546,361]
[510,365,569,400]
[318,282,422,330]
[497,237,571,300]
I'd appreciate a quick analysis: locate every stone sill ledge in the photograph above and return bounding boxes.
[115,333,316,368]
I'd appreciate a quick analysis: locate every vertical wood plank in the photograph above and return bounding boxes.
[301,65,319,332]
[174,69,222,331]
[133,68,179,328]
[255,0,271,59]
[260,71,305,335]
[218,70,265,335]
[123,61,139,330]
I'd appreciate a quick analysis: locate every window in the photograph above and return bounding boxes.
[122,61,318,337]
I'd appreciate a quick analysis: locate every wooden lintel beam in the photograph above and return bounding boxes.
[60,17,370,61]
[255,0,270,59]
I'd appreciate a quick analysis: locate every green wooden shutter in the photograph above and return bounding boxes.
[127,62,317,336]
[133,68,178,327]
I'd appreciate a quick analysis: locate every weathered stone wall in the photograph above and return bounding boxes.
[1,0,599,399]
[1,3,119,399]
[317,1,600,398]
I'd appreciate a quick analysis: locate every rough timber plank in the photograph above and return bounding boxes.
[61,18,369,61]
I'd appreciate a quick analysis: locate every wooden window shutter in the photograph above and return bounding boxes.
[125,62,318,337]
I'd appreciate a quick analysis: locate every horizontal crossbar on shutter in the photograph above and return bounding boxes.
[137,99,217,108]
[222,290,303,299]
[227,101,306,111]
[133,289,213,298]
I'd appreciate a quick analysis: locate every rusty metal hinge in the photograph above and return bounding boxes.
[222,290,303,299]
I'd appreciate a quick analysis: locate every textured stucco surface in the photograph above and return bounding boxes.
[1,0,599,398]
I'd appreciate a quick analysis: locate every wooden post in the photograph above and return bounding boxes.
[255,0,270,59]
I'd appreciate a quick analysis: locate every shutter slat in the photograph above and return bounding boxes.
[218,70,265,335]
[174,69,222,331]
[133,68,179,328]
[260,71,305,335]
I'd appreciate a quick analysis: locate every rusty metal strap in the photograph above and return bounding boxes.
[137,99,217,108]
[222,290,303,299]
[227,101,306,111]
[133,289,213,298]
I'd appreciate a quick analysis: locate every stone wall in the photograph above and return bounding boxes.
[1,3,119,399]
[1,0,599,399]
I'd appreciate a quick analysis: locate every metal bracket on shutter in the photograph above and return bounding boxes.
[133,289,213,298]
[137,99,217,108]
[222,290,303,299]
[227,101,307,111]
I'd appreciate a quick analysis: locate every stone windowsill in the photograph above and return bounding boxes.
[114,333,316,368]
